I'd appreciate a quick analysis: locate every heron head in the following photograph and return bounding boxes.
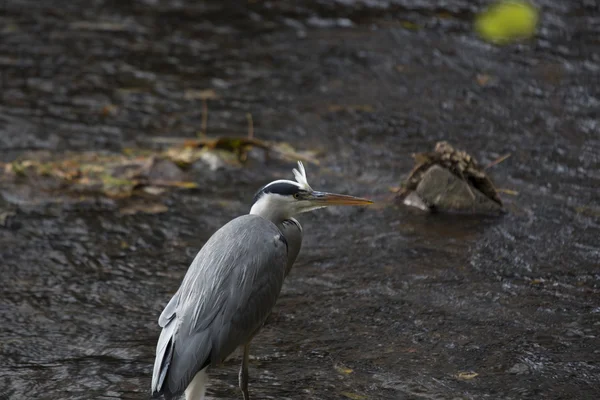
[250,161,372,221]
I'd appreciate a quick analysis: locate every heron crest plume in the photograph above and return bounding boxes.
[292,161,312,191]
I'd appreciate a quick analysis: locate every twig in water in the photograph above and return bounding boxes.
[485,153,511,169]
[246,113,254,140]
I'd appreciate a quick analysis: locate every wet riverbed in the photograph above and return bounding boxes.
[1,0,599,399]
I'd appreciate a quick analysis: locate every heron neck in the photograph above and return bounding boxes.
[249,208,289,225]
[249,195,293,224]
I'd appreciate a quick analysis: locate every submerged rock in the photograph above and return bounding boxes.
[508,362,530,375]
[399,141,505,214]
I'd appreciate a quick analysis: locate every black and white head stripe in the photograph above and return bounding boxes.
[252,161,312,204]
[252,180,302,204]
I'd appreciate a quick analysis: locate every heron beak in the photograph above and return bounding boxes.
[309,191,373,206]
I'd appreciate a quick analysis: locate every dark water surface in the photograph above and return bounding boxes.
[1,1,599,399]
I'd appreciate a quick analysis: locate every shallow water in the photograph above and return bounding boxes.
[1,1,599,399]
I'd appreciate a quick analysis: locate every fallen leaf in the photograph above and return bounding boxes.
[101,174,138,198]
[101,175,137,187]
[166,147,200,167]
[208,137,252,152]
[101,104,118,116]
[150,180,199,189]
[143,186,167,196]
[5,133,320,201]
[119,202,169,215]
[184,89,219,100]
[476,73,491,86]
[8,161,27,176]
[436,12,454,19]
[183,140,202,148]
[456,371,479,380]
[400,21,420,31]
[335,364,354,374]
[497,188,519,195]
[574,206,600,218]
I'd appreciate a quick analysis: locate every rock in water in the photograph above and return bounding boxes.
[399,141,505,214]
[410,165,503,213]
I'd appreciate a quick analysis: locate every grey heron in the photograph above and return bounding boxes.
[151,161,372,400]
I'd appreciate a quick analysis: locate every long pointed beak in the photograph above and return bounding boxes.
[309,191,373,206]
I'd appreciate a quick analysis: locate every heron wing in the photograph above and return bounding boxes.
[158,289,179,328]
[152,214,288,398]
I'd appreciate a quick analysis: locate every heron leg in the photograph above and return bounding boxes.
[239,342,251,400]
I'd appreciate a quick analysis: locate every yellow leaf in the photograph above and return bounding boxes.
[169,181,199,189]
[335,364,354,374]
[497,188,519,195]
[475,1,539,45]
[9,161,28,176]
[101,175,136,187]
[456,371,479,380]
[400,21,419,31]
